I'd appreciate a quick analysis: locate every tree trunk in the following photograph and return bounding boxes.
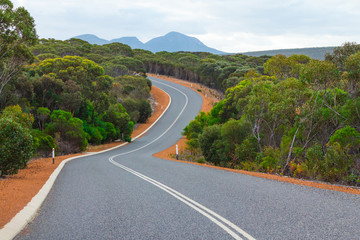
[283,127,299,174]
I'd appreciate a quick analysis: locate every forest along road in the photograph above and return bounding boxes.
[15,77,360,240]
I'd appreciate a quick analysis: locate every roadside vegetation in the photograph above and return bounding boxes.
[2,0,359,188]
[0,0,270,177]
[182,43,360,186]
[0,0,151,176]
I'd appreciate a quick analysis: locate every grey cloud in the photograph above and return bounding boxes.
[12,0,360,51]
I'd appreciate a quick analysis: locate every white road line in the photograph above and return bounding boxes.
[108,79,189,158]
[109,78,256,240]
[109,158,255,240]
[132,85,171,141]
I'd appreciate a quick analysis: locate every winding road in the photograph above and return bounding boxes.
[14,77,360,240]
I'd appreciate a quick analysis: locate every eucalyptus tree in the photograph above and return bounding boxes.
[0,0,37,94]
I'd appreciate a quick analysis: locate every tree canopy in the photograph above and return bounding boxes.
[0,0,37,94]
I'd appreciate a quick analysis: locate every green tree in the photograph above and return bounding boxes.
[264,54,310,80]
[199,124,224,165]
[103,103,133,142]
[344,52,360,96]
[0,0,37,95]
[45,110,88,154]
[1,104,34,128]
[0,105,34,175]
[300,59,339,89]
[220,118,252,165]
[0,117,33,176]
[264,54,291,79]
[32,74,64,110]
[138,99,152,123]
[325,42,360,71]
[31,129,55,157]
[36,107,50,131]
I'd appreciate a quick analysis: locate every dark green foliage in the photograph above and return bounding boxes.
[35,107,50,131]
[103,103,133,142]
[0,39,155,156]
[329,126,360,148]
[28,37,269,93]
[45,110,88,154]
[138,99,152,123]
[183,44,360,186]
[325,42,360,71]
[146,78,152,89]
[0,117,33,176]
[31,129,55,157]
[110,75,152,124]
[0,0,37,95]
[199,125,224,165]
[1,105,34,128]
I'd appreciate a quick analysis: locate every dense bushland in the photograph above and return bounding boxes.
[183,43,360,186]
[27,38,269,92]
[0,1,153,175]
[0,55,152,159]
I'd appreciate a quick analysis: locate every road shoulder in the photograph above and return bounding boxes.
[0,85,170,230]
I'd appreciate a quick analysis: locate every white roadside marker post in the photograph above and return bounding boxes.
[52,148,55,164]
[176,144,179,160]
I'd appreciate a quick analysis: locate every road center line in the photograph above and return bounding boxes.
[109,79,255,240]
[109,79,189,158]
[109,158,255,240]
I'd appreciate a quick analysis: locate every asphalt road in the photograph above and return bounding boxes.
[15,77,360,240]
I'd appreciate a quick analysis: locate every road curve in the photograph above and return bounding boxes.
[15,77,360,240]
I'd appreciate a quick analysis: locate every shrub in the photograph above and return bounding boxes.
[323,142,352,182]
[235,137,259,163]
[196,157,206,164]
[103,122,117,142]
[32,129,56,157]
[1,105,34,128]
[199,125,225,164]
[103,103,132,141]
[45,110,88,154]
[0,118,34,176]
[329,126,360,149]
[260,147,281,173]
[138,99,152,123]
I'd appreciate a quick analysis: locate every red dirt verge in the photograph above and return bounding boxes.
[150,74,360,196]
[0,85,170,229]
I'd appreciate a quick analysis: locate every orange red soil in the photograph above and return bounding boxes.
[150,74,360,196]
[1,75,359,230]
[0,85,169,229]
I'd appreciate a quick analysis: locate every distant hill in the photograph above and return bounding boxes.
[144,32,225,54]
[242,46,335,60]
[72,33,336,59]
[71,32,226,54]
[110,37,145,49]
[72,34,109,45]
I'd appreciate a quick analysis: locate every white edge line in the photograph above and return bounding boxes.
[0,79,172,240]
[107,79,189,158]
[132,88,171,141]
[121,161,255,240]
[109,158,244,240]
[108,80,255,240]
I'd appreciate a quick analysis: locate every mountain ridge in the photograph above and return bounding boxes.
[72,32,336,59]
[71,32,226,54]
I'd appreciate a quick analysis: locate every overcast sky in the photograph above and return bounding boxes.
[13,0,360,53]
